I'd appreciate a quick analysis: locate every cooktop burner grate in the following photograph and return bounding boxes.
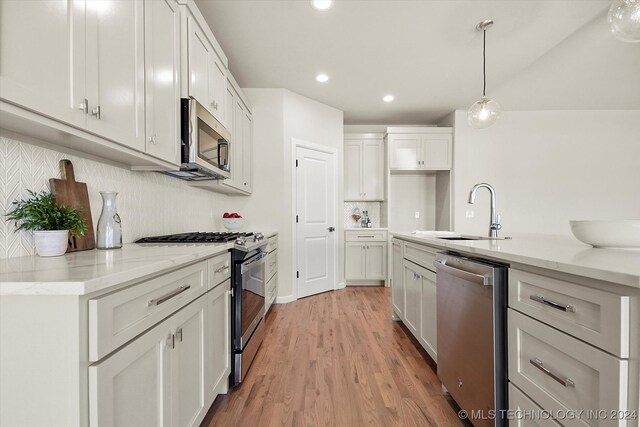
[135,231,254,244]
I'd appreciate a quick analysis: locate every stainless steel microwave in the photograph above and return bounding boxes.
[164,97,231,181]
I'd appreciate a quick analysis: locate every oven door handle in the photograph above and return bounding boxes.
[434,259,492,286]
[241,251,268,274]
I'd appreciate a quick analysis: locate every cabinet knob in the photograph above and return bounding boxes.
[148,135,157,145]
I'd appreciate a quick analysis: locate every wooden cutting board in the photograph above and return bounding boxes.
[49,159,96,252]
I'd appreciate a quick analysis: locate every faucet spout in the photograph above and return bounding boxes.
[468,183,501,238]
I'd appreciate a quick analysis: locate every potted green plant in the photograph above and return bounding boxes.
[6,190,88,257]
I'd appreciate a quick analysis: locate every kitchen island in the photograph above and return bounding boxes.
[391,231,640,427]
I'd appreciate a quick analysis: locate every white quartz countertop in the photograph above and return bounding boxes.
[345,227,388,231]
[0,243,233,296]
[392,231,640,288]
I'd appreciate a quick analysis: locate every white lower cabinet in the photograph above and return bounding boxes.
[90,296,207,427]
[345,231,388,282]
[172,298,207,427]
[419,267,437,362]
[391,238,404,317]
[402,259,437,362]
[205,280,231,401]
[403,260,421,336]
[509,383,561,427]
[507,268,638,427]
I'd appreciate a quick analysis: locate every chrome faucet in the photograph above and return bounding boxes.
[468,183,502,238]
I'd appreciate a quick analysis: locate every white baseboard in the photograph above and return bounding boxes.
[335,281,346,290]
[275,294,296,304]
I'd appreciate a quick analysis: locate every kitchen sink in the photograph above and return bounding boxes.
[437,235,512,241]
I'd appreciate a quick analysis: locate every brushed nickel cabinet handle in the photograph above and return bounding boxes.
[530,295,576,313]
[530,358,575,388]
[214,265,229,274]
[91,105,101,119]
[148,285,191,306]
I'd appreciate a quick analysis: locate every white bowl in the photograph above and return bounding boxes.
[223,217,243,231]
[569,220,640,249]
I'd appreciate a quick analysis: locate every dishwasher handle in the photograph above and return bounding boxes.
[434,259,492,286]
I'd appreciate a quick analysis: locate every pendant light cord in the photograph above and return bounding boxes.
[482,29,487,98]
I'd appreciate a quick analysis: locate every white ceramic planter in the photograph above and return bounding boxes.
[33,230,69,257]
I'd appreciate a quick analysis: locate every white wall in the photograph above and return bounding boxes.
[0,133,234,259]
[242,89,344,301]
[452,110,640,236]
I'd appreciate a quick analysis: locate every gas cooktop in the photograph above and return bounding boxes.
[135,231,254,244]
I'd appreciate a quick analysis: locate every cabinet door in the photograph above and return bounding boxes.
[86,0,145,151]
[388,134,421,170]
[205,280,231,402]
[419,268,437,362]
[144,0,180,165]
[89,315,172,427]
[171,297,207,427]
[187,16,212,112]
[242,110,253,193]
[365,242,387,280]
[421,134,452,170]
[345,243,366,280]
[362,139,384,200]
[403,260,421,337]
[0,0,86,128]
[210,56,226,124]
[391,240,404,317]
[344,140,362,201]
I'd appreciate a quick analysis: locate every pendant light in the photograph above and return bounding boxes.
[608,0,640,42]
[468,20,501,129]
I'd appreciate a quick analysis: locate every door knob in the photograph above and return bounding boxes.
[328,227,335,232]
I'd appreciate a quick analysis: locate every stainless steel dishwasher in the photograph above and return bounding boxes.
[434,253,508,427]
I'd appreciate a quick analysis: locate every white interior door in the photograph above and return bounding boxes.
[296,146,336,299]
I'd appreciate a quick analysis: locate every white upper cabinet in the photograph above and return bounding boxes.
[388,128,452,171]
[184,6,227,125]
[85,0,146,151]
[0,0,86,128]
[241,110,253,193]
[344,134,384,201]
[0,0,147,153]
[145,0,181,166]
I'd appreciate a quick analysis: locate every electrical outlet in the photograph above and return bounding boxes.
[465,210,474,218]
[415,211,420,218]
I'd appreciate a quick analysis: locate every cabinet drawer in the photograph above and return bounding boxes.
[509,383,561,427]
[89,261,207,361]
[266,250,277,281]
[266,236,278,253]
[208,251,231,289]
[404,241,438,272]
[508,309,629,427]
[509,269,630,357]
[267,273,277,300]
[345,230,388,242]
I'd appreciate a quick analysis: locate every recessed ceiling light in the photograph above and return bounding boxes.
[383,95,395,102]
[316,73,329,83]
[311,0,333,11]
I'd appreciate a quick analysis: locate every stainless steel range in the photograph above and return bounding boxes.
[135,231,268,387]
[230,233,267,386]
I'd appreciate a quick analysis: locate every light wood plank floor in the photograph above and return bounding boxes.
[201,287,466,427]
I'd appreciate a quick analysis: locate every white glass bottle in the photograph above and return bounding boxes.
[97,191,122,249]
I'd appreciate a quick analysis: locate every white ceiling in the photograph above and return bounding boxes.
[195,0,640,124]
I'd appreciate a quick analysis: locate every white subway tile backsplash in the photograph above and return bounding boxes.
[0,136,230,259]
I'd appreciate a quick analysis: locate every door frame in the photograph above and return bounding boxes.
[291,138,341,300]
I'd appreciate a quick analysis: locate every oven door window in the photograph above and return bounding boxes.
[241,257,266,340]
[197,118,227,170]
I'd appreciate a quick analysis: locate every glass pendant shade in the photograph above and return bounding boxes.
[608,0,640,42]
[468,97,501,129]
